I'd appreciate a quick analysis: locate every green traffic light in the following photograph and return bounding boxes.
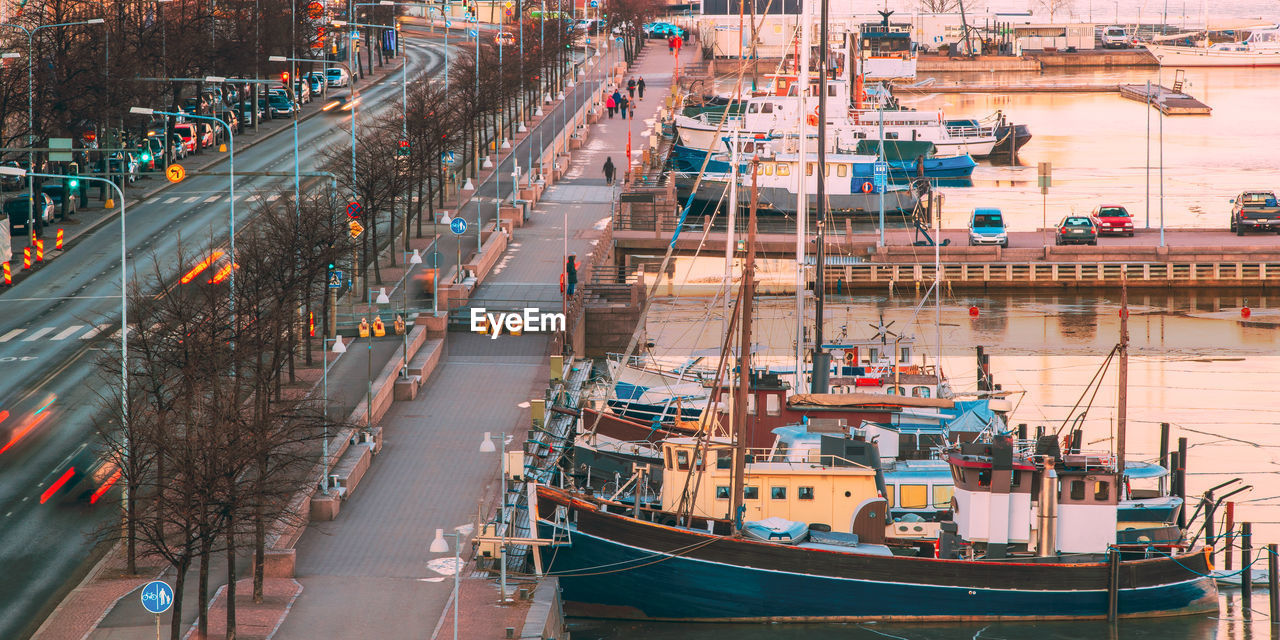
[68,179,79,189]
[141,151,152,162]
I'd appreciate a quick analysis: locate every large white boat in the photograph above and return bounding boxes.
[1144,26,1280,67]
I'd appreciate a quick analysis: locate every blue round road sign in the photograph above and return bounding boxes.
[141,580,174,614]
[449,217,468,235]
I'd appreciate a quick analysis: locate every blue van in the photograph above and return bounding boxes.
[968,208,1008,247]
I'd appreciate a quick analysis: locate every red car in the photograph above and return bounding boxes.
[172,124,199,153]
[1091,205,1135,237]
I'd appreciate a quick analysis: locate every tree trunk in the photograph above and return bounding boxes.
[127,487,137,574]
[371,209,383,285]
[253,508,265,603]
[225,511,237,640]
[171,555,190,640]
[198,534,211,640]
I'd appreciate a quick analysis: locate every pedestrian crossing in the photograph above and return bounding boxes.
[161,193,282,205]
[0,324,114,344]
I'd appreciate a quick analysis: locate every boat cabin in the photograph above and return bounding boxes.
[857,21,918,80]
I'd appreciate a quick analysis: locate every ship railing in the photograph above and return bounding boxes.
[745,447,872,469]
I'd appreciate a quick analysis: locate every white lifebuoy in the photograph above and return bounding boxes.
[861,181,874,193]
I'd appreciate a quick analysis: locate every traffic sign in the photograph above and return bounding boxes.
[469,29,479,38]
[328,270,345,288]
[872,161,888,191]
[307,1,323,18]
[166,164,186,184]
[449,217,467,235]
[140,581,174,615]
[345,201,363,219]
[441,151,458,166]
[589,0,598,6]
[349,220,365,238]
[49,137,73,162]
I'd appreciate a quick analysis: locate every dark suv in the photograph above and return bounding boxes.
[1054,215,1098,246]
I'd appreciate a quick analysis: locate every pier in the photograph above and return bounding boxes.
[1119,82,1213,115]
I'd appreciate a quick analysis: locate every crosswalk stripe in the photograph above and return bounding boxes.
[23,327,56,341]
[267,194,281,202]
[184,196,200,203]
[205,195,221,203]
[0,329,23,342]
[165,196,180,203]
[51,325,85,341]
[80,324,111,340]
[247,194,261,202]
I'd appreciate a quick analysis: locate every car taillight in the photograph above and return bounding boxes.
[1059,227,1067,234]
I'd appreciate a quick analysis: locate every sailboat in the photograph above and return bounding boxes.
[1144,25,1280,67]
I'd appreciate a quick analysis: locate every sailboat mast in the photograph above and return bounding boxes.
[810,0,830,394]
[794,0,810,392]
[732,156,760,532]
[1117,275,1129,490]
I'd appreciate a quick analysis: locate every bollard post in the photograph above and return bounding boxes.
[1227,502,1236,571]
[2,262,9,285]
[23,246,31,269]
[1107,547,1120,623]
[35,239,43,262]
[56,228,64,250]
[1176,437,1188,529]
[1268,543,1278,632]
[1243,522,1254,605]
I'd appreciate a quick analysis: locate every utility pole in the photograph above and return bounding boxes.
[732,156,759,534]
[810,0,830,394]
[1116,274,1129,495]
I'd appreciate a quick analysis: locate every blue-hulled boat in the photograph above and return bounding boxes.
[670,143,977,181]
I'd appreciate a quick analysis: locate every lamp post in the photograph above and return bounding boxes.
[367,287,390,427]
[479,431,511,604]
[323,336,348,493]
[429,528,463,640]
[400,249,421,376]
[0,18,104,247]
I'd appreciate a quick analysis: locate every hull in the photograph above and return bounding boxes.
[675,116,1001,158]
[536,488,1219,622]
[673,176,920,217]
[670,145,976,179]
[1145,43,1280,67]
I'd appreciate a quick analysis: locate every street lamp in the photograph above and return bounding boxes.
[400,249,421,377]
[365,287,390,428]
[0,18,105,247]
[322,335,348,493]
[479,431,512,604]
[429,527,463,640]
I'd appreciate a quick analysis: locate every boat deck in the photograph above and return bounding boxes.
[1118,83,1212,115]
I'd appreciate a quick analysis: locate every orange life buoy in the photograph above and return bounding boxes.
[843,350,856,365]
[807,114,819,126]
[861,181,874,193]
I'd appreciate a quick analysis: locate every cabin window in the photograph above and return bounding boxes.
[772,486,787,500]
[676,450,690,471]
[886,132,900,140]
[748,103,759,113]
[765,394,780,416]
[978,470,991,487]
[956,469,965,484]
[868,347,879,363]
[854,131,867,139]
[756,164,765,175]
[900,484,928,509]
[806,162,814,176]
[1070,480,1086,501]
[799,486,815,500]
[717,450,732,470]
[715,486,730,500]
[825,164,832,177]
[744,486,759,500]
[1011,470,1022,488]
[743,142,756,153]
[884,484,895,507]
[760,102,773,114]
[836,164,848,178]
[828,85,838,97]
[911,386,930,398]
[1094,481,1110,501]
[765,164,774,176]
[901,347,910,362]
[885,386,896,395]
[933,485,954,509]
[777,164,790,176]
[747,394,756,415]
[664,447,673,470]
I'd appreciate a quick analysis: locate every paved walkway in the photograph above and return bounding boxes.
[272,40,691,639]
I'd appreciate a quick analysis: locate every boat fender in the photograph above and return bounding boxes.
[861,181,874,194]
[659,515,679,527]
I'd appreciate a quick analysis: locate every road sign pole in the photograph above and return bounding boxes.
[155,613,160,640]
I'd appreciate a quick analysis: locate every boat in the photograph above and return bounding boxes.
[856,16,918,80]
[742,516,810,544]
[669,141,978,181]
[1144,26,1280,67]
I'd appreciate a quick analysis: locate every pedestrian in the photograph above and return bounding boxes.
[603,156,615,185]
[619,95,629,120]
[565,254,579,296]
[637,77,646,99]
[605,93,616,118]
[627,77,636,99]
[668,36,675,53]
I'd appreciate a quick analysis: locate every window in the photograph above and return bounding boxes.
[664,448,673,470]
[836,164,848,178]
[900,484,928,509]
[765,394,780,416]
[1094,481,1110,501]
[854,131,867,139]
[884,484,895,507]
[717,450,732,470]
[886,132,899,140]
[747,394,756,415]
[933,485,954,509]
[771,486,787,500]
[715,486,730,500]
[744,486,759,500]
[911,386,930,398]
[978,470,991,487]
[777,164,790,176]
[1011,470,1022,488]
[901,347,910,362]
[806,162,814,176]
[676,450,690,471]
[1070,480,1086,501]
[798,486,815,500]
[886,386,897,395]
[760,102,773,114]
[748,103,759,113]
[765,164,774,176]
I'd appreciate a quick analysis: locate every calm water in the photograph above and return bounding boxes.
[574,288,1280,638]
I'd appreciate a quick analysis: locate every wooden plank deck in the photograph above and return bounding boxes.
[1118,83,1212,115]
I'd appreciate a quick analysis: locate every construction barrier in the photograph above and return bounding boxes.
[2,262,9,284]
[55,228,64,250]
[35,240,43,262]
[23,247,31,269]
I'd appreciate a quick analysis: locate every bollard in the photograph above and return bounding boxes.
[1227,502,1236,570]
[35,239,43,262]
[23,247,31,269]
[1269,543,1278,631]
[1243,522,1254,605]
[1106,547,1120,623]
[55,228,64,250]
[2,261,8,285]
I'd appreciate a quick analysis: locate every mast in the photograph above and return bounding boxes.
[810,0,829,393]
[1117,274,1129,493]
[724,128,740,341]
[732,156,759,533]
[794,0,811,391]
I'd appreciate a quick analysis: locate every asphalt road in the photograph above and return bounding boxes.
[0,39,447,640]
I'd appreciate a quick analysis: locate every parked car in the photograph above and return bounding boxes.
[172,123,199,153]
[1091,205,1134,237]
[1101,25,1130,49]
[197,121,220,147]
[267,93,295,118]
[5,192,55,235]
[305,72,327,97]
[1055,215,1098,245]
[169,132,189,159]
[643,22,686,38]
[41,183,77,218]
[325,67,350,87]
[216,108,240,133]
[1229,190,1280,235]
[107,152,140,184]
[967,208,1008,247]
[0,161,24,190]
[293,78,312,103]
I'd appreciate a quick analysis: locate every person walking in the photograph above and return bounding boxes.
[605,93,616,118]
[637,77,646,100]
[668,36,675,53]
[627,77,636,99]
[565,254,579,296]
[619,94,629,119]
[603,156,615,185]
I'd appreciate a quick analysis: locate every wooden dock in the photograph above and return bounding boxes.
[1118,83,1212,115]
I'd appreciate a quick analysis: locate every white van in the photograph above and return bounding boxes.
[1101,26,1129,49]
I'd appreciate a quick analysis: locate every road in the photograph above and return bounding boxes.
[0,38,447,640]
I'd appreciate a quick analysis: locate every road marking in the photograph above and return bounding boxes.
[205,195,221,203]
[0,329,23,342]
[51,325,85,341]
[267,194,281,202]
[184,196,200,203]
[247,194,261,202]
[165,196,180,203]
[80,324,111,340]
[24,327,56,341]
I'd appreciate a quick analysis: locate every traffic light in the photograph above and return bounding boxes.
[140,149,152,164]
[396,138,410,157]
[281,71,290,85]
[67,162,79,191]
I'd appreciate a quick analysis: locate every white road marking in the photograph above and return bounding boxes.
[51,325,85,341]
[205,195,221,203]
[184,196,200,203]
[80,324,111,340]
[23,327,56,341]
[165,197,180,203]
[0,329,23,342]
[267,194,281,202]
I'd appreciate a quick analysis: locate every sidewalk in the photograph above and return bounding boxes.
[271,41,690,640]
